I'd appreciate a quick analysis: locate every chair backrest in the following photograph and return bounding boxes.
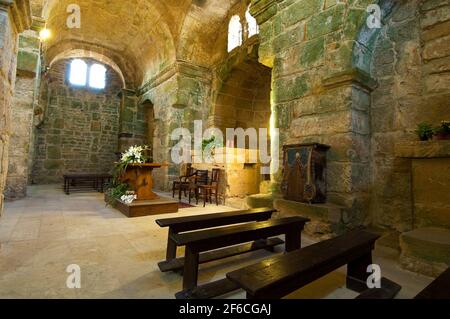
[211,168,221,186]
[185,163,194,176]
[196,170,209,185]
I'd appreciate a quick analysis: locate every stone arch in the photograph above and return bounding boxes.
[352,0,398,73]
[211,39,272,148]
[45,41,139,89]
[41,0,178,86]
[49,49,127,89]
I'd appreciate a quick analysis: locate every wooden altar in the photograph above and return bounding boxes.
[120,163,162,200]
[114,163,179,217]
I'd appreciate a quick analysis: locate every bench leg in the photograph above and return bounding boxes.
[347,251,373,293]
[183,246,199,291]
[285,228,302,252]
[166,230,177,261]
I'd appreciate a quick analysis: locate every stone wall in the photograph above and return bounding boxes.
[5,30,40,200]
[32,59,122,183]
[250,0,375,230]
[369,0,450,232]
[139,61,212,191]
[0,0,31,214]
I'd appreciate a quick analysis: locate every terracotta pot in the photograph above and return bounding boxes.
[433,132,450,140]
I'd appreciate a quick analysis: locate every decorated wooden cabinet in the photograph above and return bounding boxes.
[281,143,330,204]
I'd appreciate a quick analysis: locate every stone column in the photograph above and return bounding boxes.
[5,29,40,200]
[118,88,140,153]
[0,0,31,214]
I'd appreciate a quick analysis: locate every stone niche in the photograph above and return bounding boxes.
[395,141,450,277]
[395,141,450,229]
[191,147,265,209]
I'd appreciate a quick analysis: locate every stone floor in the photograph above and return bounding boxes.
[0,185,434,299]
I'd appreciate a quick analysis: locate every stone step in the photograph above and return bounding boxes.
[400,227,450,277]
[246,193,275,209]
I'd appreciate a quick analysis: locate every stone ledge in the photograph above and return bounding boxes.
[400,227,450,276]
[274,198,348,239]
[322,68,378,92]
[395,141,450,158]
[247,193,275,209]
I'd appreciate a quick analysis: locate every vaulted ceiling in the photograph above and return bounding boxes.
[31,0,242,88]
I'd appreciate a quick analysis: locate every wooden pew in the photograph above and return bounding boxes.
[173,216,310,299]
[226,230,396,299]
[156,208,280,272]
[414,267,450,299]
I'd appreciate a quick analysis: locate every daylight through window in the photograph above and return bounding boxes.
[228,15,243,52]
[69,59,88,86]
[89,64,107,89]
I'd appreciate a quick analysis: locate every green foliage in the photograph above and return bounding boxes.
[434,121,450,134]
[416,123,434,141]
[105,182,129,206]
[202,136,216,152]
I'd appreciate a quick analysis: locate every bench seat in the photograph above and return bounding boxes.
[156,208,279,271]
[175,216,310,298]
[227,230,382,299]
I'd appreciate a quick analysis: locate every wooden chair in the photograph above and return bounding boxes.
[198,168,221,207]
[172,164,194,200]
[187,170,209,204]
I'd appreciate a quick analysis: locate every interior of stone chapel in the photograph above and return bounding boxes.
[0,0,449,299]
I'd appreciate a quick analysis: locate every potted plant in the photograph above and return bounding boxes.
[433,121,450,140]
[416,123,434,141]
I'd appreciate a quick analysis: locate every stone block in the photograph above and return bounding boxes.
[274,198,347,237]
[423,34,450,61]
[306,4,345,40]
[400,227,450,276]
[280,0,322,28]
[247,193,275,209]
[421,5,450,28]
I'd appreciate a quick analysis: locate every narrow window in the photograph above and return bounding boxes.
[246,7,259,38]
[228,15,243,52]
[69,59,87,86]
[89,64,106,89]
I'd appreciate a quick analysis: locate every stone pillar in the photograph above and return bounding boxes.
[5,29,40,200]
[0,0,31,214]
[118,88,142,153]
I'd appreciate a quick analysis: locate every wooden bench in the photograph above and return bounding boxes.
[414,267,450,299]
[226,230,399,299]
[173,216,310,299]
[156,208,280,272]
[63,174,112,195]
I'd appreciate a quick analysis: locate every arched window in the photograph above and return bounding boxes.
[89,63,106,89]
[246,7,259,38]
[69,59,88,86]
[228,15,243,52]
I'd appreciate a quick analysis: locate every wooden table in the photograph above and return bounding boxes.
[120,163,162,200]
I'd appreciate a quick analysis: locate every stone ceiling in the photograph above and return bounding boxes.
[30,0,241,88]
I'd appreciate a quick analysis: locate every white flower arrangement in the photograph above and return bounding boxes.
[120,145,150,164]
[121,194,137,204]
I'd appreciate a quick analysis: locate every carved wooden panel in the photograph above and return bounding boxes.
[281,143,330,204]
